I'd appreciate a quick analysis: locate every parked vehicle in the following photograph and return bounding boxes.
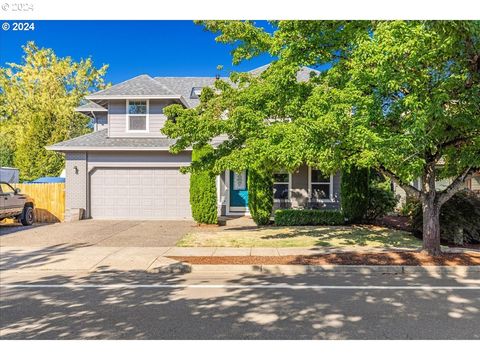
[0,182,35,225]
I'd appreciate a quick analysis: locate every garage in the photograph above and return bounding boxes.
[90,168,191,219]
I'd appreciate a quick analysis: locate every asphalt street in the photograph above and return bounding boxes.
[1,270,479,339]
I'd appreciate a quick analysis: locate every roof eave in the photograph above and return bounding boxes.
[75,107,108,113]
[46,146,192,152]
[85,94,190,108]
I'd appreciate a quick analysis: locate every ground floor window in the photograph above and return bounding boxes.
[310,168,332,200]
[273,172,290,200]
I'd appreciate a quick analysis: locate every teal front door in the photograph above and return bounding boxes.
[229,170,248,210]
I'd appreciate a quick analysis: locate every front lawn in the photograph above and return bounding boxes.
[177,225,421,248]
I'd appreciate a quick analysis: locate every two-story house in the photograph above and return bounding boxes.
[47,66,342,221]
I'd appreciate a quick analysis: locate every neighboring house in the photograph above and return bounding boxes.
[393,171,480,208]
[0,167,19,183]
[47,66,341,221]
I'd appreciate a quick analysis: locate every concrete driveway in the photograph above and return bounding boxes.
[0,220,196,248]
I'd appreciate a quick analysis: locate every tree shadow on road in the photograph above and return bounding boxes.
[0,243,89,271]
[1,266,479,340]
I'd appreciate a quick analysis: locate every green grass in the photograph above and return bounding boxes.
[177,225,421,248]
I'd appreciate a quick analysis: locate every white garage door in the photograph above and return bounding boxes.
[90,168,191,219]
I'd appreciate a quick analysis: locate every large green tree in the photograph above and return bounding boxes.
[0,42,108,180]
[163,21,480,255]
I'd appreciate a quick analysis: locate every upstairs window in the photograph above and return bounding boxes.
[310,168,332,200]
[190,87,203,99]
[273,172,290,200]
[127,100,148,131]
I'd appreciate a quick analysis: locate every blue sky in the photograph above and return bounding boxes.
[0,20,275,83]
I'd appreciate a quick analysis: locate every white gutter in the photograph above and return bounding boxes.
[75,107,107,112]
[46,146,192,152]
[91,111,97,132]
[85,95,190,108]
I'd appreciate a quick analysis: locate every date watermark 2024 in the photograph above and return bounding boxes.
[2,21,35,31]
[1,3,34,12]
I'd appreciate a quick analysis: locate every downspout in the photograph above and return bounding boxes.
[90,111,97,131]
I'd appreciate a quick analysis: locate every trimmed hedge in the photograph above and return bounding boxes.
[274,209,345,226]
[248,169,274,225]
[365,180,398,221]
[340,166,369,223]
[340,167,397,223]
[189,146,217,224]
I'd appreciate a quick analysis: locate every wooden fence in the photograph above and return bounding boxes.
[11,183,65,223]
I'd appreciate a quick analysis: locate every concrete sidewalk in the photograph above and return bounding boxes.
[2,245,476,275]
[0,246,184,273]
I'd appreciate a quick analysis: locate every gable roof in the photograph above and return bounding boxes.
[87,75,188,106]
[75,100,107,113]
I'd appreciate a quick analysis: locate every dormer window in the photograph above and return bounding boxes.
[190,87,203,99]
[127,100,148,132]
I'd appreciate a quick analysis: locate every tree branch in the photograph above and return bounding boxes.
[378,165,421,201]
[437,167,475,206]
[438,133,479,150]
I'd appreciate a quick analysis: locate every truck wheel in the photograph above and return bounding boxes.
[20,205,34,226]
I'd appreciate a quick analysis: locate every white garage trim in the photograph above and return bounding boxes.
[88,163,190,172]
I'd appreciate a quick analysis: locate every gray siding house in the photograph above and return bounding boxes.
[48,67,341,221]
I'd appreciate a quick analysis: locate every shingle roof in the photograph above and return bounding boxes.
[46,129,179,151]
[75,100,107,112]
[248,64,320,82]
[85,65,319,108]
[154,77,228,108]
[87,75,177,98]
[153,65,318,107]
[55,65,322,151]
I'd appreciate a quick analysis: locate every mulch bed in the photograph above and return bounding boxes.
[169,251,480,266]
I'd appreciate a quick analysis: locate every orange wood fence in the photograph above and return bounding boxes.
[11,183,65,223]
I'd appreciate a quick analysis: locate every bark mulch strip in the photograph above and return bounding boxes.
[169,251,480,266]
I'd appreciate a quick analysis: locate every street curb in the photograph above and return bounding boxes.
[146,260,192,274]
[189,264,480,275]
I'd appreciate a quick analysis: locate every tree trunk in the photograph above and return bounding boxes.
[421,163,442,255]
[422,200,442,255]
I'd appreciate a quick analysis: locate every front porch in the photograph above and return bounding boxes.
[217,165,342,217]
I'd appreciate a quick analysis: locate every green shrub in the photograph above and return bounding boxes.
[399,200,417,217]
[189,146,217,224]
[248,168,274,225]
[275,209,345,226]
[340,167,397,223]
[365,180,398,221]
[411,190,480,245]
[340,166,369,223]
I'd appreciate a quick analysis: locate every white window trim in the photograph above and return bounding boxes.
[273,172,292,202]
[308,166,334,202]
[126,99,149,133]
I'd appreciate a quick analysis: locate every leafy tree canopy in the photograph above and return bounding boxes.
[0,42,108,180]
[163,21,479,178]
[162,20,480,254]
